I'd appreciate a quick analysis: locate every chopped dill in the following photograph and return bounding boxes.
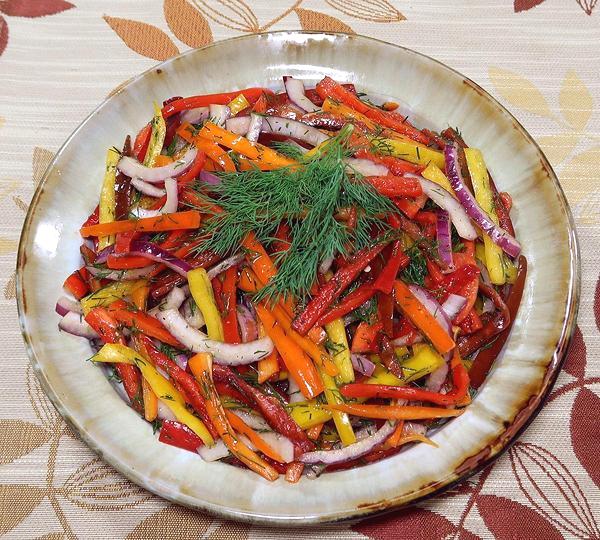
[270,141,307,161]
[192,126,398,302]
[400,244,427,286]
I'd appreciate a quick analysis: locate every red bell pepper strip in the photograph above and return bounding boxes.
[354,149,423,175]
[221,266,241,344]
[340,348,470,406]
[211,364,315,455]
[378,292,394,336]
[158,420,204,452]
[373,240,410,294]
[292,240,389,336]
[135,334,217,439]
[351,321,384,353]
[106,255,152,270]
[458,309,483,334]
[393,195,427,219]
[315,282,376,327]
[63,268,90,299]
[107,304,181,347]
[162,88,272,118]
[81,205,100,229]
[176,149,207,187]
[133,123,152,162]
[114,230,137,254]
[272,222,292,256]
[315,76,430,145]
[85,307,143,413]
[364,175,423,198]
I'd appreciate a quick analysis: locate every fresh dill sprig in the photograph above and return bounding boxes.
[401,244,428,286]
[193,127,397,302]
[270,141,307,161]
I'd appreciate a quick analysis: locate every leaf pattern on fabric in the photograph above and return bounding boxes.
[295,8,354,33]
[4,270,15,299]
[27,362,61,431]
[164,0,213,48]
[538,133,579,165]
[488,67,553,118]
[325,0,405,22]
[576,0,598,14]
[32,147,54,185]
[560,70,593,131]
[103,16,180,61]
[559,146,600,212]
[0,0,74,17]
[190,0,259,32]
[562,325,586,379]
[0,420,51,464]
[62,458,151,510]
[0,484,47,535]
[0,15,7,55]
[514,0,546,12]
[509,442,600,538]
[571,388,600,488]
[125,504,249,540]
[478,495,563,540]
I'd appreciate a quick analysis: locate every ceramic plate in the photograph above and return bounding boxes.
[16,32,579,525]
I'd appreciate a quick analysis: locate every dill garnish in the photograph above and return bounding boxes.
[193,127,398,302]
[400,244,428,286]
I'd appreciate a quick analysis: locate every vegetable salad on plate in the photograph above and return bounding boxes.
[56,76,526,482]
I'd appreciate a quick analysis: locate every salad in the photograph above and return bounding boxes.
[57,76,526,482]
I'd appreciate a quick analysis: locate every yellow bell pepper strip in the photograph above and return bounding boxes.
[227,93,251,116]
[80,280,147,315]
[80,210,201,238]
[465,148,514,285]
[325,403,464,421]
[142,378,158,422]
[188,353,279,481]
[143,102,166,167]
[393,280,455,355]
[98,147,120,250]
[131,279,150,310]
[94,343,214,445]
[322,98,379,131]
[188,268,224,341]
[366,345,445,386]
[421,163,455,195]
[370,136,445,169]
[197,122,296,171]
[320,369,356,446]
[324,318,354,385]
[286,400,332,429]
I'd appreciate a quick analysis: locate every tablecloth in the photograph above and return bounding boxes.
[1,1,599,538]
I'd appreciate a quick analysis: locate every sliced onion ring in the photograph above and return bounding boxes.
[261,116,328,148]
[436,210,454,270]
[117,147,197,183]
[283,76,320,113]
[58,312,98,339]
[131,178,166,197]
[345,158,388,177]
[408,284,452,336]
[56,295,83,316]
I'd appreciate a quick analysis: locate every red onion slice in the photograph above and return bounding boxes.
[126,241,192,277]
[345,158,388,177]
[56,295,83,316]
[261,116,329,148]
[441,293,466,320]
[237,304,258,342]
[300,421,397,464]
[209,104,231,128]
[287,376,304,404]
[436,210,454,269]
[131,178,166,197]
[246,113,264,143]
[199,170,221,186]
[425,362,449,392]
[132,178,178,218]
[155,308,274,364]
[93,244,114,265]
[408,284,452,336]
[413,174,477,240]
[59,312,98,339]
[117,147,197,183]
[351,353,376,377]
[180,106,209,124]
[444,144,521,258]
[283,76,320,113]
[225,116,251,135]
[182,297,205,329]
[206,253,244,280]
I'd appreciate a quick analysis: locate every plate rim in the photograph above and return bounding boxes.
[16,30,581,526]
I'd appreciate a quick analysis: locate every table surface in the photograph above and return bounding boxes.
[1,1,599,538]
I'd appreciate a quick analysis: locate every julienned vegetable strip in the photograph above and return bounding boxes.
[97,147,120,250]
[188,353,279,481]
[393,280,455,355]
[162,88,271,118]
[326,403,464,420]
[188,268,224,341]
[80,211,201,237]
[224,410,285,463]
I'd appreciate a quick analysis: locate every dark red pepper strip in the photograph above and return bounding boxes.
[85,307,144,414]
[176,150,206,188]
[379,334,403,377]
[135,335,218,439]
[378,292,394,337]
[221,266,241,344]
[81,205,99,229]
[133,123,152,162]
[63,269,90,299]
[315,282,376,327]
[442,265,480,296]
[292,240,389,336]
[373,240,410,294]
[114,135,132,221]
[158,420,204,453]
[211,364,315,454]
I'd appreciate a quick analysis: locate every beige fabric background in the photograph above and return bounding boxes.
[0,1,599,538]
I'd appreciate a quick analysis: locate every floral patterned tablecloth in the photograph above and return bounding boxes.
[1,1,599,538]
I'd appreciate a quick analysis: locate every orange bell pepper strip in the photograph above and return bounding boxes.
[107,303,181,347]
[285,462,305,484]
[224,410,285,463]
[142,378,158,422]
[306,423,324,440]
[255,304,324,400]
[392,280,455,355]
[325,403,464,420]
[188,353,279,481]
[194,137,237,172]
[257,321,280,384]
[197,122,295,171]
[106,254,153,269]
[131,280,150,311]
[152,155,174,167]
[80,211,201,238]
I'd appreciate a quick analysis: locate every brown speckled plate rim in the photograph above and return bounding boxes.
[16,31,580,526]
